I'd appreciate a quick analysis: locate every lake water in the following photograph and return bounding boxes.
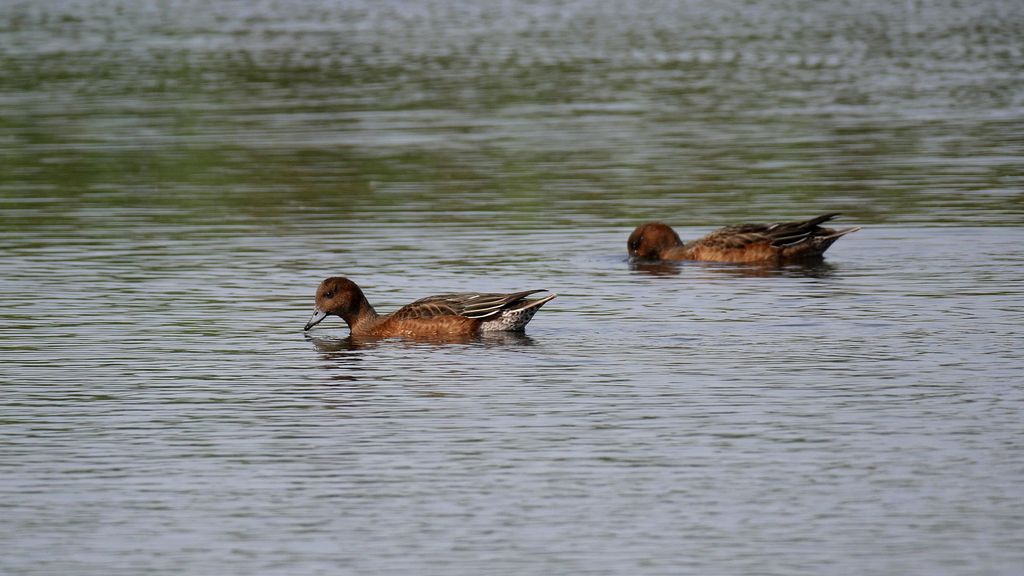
[2,1,1023,575]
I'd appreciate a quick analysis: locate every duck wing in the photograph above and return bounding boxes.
[391,290,550,321]
[700,213,843,249]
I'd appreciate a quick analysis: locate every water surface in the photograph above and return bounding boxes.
[2,1,1023,575]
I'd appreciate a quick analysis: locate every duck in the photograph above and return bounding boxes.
[303,277,556,338]
[627,213,860,265]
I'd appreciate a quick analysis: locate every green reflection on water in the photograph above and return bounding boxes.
[1,0,1022,233]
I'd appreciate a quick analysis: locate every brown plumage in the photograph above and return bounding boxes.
[303,277,556,338]
[628,213,860,265]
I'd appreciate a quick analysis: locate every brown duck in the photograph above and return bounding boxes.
[303,277,556,338]
[628,213,860,265]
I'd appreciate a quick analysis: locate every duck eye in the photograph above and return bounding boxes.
[324,291,334,298]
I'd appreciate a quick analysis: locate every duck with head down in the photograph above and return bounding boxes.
[628,213,860,265]
[303,276,556,338]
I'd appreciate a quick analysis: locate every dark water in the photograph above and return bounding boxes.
[2,1,1023,575]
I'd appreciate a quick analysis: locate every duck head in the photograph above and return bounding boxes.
[627,222,682,260]
[304,276,372,331]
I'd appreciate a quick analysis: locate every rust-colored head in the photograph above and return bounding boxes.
[627,222,683,260]
[304,276,370,330]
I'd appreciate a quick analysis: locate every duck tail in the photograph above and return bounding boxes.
[478,292,556,332]
[804,213,842,228]
[812,226,861,254]
[820,226,861,241]
[510,292,557,313]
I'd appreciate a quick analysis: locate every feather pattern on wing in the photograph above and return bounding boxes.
[696,213,842,250]
[390,290,549,321]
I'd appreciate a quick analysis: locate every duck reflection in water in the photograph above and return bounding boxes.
[629,258,838,279]
[305,330,536,354]
[304,331,537,385]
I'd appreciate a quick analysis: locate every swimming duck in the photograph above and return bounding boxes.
[628,213,860,264]
[303,277,556,337]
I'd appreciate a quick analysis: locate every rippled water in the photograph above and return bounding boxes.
[2,1,1024,575]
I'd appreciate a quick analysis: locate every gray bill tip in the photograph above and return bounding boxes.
[304,308,328,331]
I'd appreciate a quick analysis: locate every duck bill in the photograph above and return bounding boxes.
[304,308,329,331]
